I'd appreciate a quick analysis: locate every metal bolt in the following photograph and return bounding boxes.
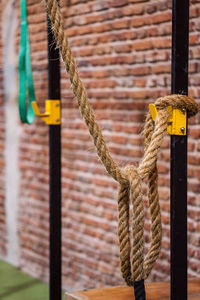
[180,127,185,133]
[181,108,186,113]
[56,103,60,107]
[56,118,60,122]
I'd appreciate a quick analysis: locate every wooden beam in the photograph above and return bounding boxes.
[65,279,200,300]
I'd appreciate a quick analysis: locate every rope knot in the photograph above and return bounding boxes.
[121,165,140,183]
[154,94,199,117]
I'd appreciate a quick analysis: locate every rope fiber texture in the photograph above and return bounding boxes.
[45,0,199,285]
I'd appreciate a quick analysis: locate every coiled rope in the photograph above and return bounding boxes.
[45,0,199,285]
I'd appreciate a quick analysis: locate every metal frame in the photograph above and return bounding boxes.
[43,1,191,299]
[47,10,62,300]
[171,0,189,299]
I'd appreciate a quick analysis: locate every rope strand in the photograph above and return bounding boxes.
[45,0,199,285]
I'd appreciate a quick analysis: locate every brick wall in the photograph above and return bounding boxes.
[0,3,6,258]
[16,0,49,279]
[8,0,200,290]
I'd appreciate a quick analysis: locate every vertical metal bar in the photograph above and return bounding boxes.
[171,0,189,299]
[133,279,146,300]
[47,7,62,300]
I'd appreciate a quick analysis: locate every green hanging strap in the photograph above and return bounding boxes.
[18,0,35,123]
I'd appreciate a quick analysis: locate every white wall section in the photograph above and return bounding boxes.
[3,0,20,266]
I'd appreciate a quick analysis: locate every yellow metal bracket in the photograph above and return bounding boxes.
[32,100,61,125]
[149,104,187,135]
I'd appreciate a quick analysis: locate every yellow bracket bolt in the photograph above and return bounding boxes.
[32,100,61,125]
[149,104,187,136]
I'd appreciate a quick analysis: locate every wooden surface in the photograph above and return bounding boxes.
[65,279,200,300]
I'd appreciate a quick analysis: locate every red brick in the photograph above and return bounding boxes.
[151,11,172,24]
[152,37,171,49]
[122,4,144,16]
[151,63,171,74]
[112,19,130,29]
[132,39,153,50]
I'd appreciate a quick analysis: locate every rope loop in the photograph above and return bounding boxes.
[118,95,199,283]
[45,0,199,285]
[154,94,198,117]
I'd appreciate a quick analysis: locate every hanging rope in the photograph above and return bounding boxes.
[45,0,199,286]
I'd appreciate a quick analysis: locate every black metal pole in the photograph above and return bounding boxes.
[133,279,146,300]
[47,8,62,300]
[171,1,189,300]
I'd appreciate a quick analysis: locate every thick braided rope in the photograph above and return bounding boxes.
[45,0,199,285]
[45,0,127,186]
[120,109,169,283]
